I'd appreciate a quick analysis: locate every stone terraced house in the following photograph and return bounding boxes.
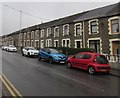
[2,2,120,58]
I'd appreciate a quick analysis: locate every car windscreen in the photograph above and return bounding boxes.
[9,45,15,47]
[96,55,108,64]
[28,47,36,50]
[49,49,59,53]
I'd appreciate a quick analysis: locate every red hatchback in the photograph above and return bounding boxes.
[67,52,111,74]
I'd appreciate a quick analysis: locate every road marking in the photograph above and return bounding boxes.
[0,74,23,98]
[53,71,105,92]
[0,75,17,98]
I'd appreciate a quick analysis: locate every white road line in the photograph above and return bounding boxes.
[53,71,105,92]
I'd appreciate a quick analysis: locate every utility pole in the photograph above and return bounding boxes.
[19,10,22,50]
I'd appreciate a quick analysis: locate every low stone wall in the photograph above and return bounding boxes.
[109,62,120,70]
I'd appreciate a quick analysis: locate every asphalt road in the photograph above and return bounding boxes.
[1,49,119,96]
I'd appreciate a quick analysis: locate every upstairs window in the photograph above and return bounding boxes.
[35,30,39,40]
[111,19,119,33]
[63,24,69,36]
[41,29,44,38]
[47,28,52,37]
[91,21,97,34]
[54,27,59,37]
[31,31,34,39]
[27,32,30,39]
[24,33,26,39]
[108,16,120,34]
[74,23,82,36]
[89,19,99,34]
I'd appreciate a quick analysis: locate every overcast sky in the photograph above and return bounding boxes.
[0,0,119,36]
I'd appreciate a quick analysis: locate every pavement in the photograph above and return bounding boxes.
[110,68,120,77]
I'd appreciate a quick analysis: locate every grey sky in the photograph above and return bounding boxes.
[0,1,119,36]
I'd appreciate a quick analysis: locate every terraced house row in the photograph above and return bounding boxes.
[2,2,120,56]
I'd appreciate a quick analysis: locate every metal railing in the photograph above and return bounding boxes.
[103,54,120,62]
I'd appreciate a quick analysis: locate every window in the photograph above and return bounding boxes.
[31,31,34,39]
[90,21,97,33]
[63,24,69,36]
[111,19,119,33]
[35,30,39,40]
[54,27,59,37]
[89,40,100,53]
[46,39,52,47]
[75,53,83,59]
[24,33,26,39]
[47,28,52,37]
[89,19,99,34]
[27,32,30,39]
[41,29,44,38]
[74,23,82,36]
[62,39,70,47]
[83,54,91,59]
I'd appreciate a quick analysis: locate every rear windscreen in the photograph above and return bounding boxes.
[96,55,108,64]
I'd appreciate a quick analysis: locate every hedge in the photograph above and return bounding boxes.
[48,47,96,55]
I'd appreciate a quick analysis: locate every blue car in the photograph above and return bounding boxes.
[38,48,67,64]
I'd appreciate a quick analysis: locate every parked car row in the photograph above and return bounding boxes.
[37,47,111,75]
[2,45,111,75]
[2,45,17,52]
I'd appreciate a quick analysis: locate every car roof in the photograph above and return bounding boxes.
[79,52,103,56]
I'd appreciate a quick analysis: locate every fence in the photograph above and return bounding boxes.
[103,54,120,62]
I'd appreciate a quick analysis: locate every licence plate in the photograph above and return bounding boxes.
[101,69,106,71]
[60,61,65,63]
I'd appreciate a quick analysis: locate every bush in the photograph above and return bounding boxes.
[49,47,96,55]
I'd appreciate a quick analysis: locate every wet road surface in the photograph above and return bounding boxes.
[1,49,119,96]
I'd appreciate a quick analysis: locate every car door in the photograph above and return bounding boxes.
[71,53,83,67]
[40,48,50,59]
[80,53,92,69]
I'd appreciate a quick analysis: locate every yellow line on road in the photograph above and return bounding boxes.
[0,75,17,98]
[2,74,23,98]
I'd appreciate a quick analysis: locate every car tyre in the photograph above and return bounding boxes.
[38,55,41,61]
[28,52,30,57]
[88,66,95,75]
[49,57,53,64]
[67,62,72,68]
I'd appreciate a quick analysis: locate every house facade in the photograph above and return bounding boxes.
[2,2,120,57]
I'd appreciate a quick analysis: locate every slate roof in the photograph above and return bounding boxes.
[2,2,120,36]
[74,2,120,22]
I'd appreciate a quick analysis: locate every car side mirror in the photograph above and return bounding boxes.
[47,51,50,54]
[72,56,75,59]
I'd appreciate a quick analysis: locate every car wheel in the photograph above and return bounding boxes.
[88,66,95,74]
[28,52,30,57]
[49,57,53,64]
[67,62,72,68]
[38,55,41,61]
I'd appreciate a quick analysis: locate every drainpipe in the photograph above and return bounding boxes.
[82,20,85,48]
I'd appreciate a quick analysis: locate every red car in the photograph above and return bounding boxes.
[67,52,111,74]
